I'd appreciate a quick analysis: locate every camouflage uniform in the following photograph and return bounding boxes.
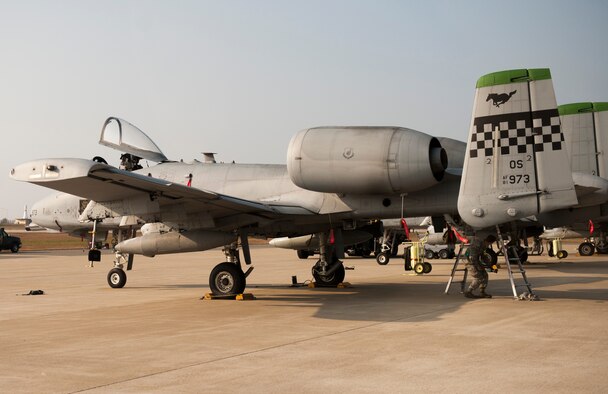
[465,236,490,297]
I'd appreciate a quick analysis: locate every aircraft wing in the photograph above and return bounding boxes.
[10,158,315,218]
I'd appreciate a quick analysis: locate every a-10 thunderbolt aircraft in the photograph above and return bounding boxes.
[11,115,462,294]
[12,67,608,296]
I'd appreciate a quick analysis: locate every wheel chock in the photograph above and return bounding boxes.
[201,293,256,300]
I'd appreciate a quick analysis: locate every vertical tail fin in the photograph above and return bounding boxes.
[559,102,608,178]
[458,68,578,229]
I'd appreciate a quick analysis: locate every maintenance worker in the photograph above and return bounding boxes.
[464,233,496,299]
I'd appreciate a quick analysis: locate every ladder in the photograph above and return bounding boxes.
[496,226,536,299]
[444,243,469,294]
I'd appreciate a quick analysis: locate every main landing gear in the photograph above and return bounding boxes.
[374,228,402,265]
[208,243,253,296]
[310,231,346,287]
[577,230,608,257]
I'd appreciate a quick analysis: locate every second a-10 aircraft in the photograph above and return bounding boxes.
[12,68,608,296]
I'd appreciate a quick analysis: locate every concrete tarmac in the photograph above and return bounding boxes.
[1,246,607,393]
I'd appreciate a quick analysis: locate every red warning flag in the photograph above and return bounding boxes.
[452,228,469,244]
[589,219,595,236]
[401,218,410,240]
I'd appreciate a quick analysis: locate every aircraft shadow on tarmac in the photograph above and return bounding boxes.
[124,262,608,324]
[255,282,469,323]
[125,281,468,323]
[271,278,608,321]
[529,259,608,275]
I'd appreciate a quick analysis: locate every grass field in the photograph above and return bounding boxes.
[16,232,90,251]
[1,224,103,251]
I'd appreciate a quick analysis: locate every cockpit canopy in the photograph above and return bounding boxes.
[99,117,168,162]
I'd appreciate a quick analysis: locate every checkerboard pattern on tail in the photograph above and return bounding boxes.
[469,109,563,158]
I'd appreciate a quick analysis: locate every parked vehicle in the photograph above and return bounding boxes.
[0,228,22,253]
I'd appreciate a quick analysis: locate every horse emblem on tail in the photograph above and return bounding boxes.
[486,90,517,107]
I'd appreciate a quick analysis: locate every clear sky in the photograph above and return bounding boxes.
[1,0,607,219]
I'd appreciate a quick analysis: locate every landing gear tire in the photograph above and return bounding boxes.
[422,262,432,274]
[313,262,345,286]
[107,268,127,288]
[376,252,390,265]
[482,248,498,266]
[10,244,19,253]
[414,263,425,274]
[556,250,568,259]
[579,242,595,257]
[505,246,527,264]
[297,250,309,259]
[424,249,434,259]
[518,247,529,264]
[595,243,608,254]
[438,249,450,259]
[209,262,246,295]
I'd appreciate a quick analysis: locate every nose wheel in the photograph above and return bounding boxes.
[107,268,127,288]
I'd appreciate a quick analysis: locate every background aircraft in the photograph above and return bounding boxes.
[29,192,125,248]
[539,102,608,256]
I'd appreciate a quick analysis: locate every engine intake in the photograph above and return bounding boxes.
[287,127,447,194]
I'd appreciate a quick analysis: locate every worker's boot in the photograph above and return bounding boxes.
[464,290,482,299]
[479,288,492,298]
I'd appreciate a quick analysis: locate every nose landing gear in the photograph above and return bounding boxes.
[108,267,127,288]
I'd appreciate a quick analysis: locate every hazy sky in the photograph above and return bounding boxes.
[1,0,607,219]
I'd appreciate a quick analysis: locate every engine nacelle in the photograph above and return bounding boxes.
[287,127,447,194]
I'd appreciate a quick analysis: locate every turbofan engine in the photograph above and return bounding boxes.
[287,127,447,194]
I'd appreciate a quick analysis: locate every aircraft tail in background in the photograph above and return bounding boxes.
[559,102,608,178]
